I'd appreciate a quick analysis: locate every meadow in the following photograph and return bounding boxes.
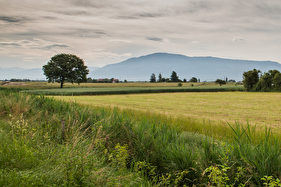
[54,92,281,135]
[1,84,281,186]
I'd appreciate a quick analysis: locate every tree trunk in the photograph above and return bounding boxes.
[60,77,64,88]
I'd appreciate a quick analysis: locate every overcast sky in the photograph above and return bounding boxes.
[1,0,281,69]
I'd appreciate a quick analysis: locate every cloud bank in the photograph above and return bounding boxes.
[0,0,281,68]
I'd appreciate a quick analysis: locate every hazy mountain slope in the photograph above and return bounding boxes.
[0,67,45,80]
[90,53,281,81]
[0,66,99,80]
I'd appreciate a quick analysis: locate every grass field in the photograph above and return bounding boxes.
[54,92,281,129]
[1,81,235,89]
[16,82,243,95]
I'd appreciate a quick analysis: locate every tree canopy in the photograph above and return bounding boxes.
[242,69,261,91]
[171,71,180,82]
[150,73,156,83]
[243,69,281,92]
[158,73,162,82]
[189,77,198,82]
[43,54,89,88]
[215,79,226,86]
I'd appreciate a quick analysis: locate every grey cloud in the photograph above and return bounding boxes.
[138,13,163,18]
[55,10,90,16]
[68,0,111,8]
[70,29,107,38]
[42,44,71,50]
[0,42,21,47]
[117,13,164,20]
[147,37,163,42]
[41,16,58,20]
[0,39,71,50]
[0,16,26,23]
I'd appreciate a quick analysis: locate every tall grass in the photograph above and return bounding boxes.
[0,90,151,186]
[1,89,281,186]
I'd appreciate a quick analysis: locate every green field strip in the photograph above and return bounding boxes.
[21,85,244,95]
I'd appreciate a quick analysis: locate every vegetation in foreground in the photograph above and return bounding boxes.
[1,89,281,186]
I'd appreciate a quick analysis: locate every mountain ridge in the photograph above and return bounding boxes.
[1,53,280,81]
[90,53,281,82]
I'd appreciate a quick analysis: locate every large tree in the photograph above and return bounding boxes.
[170,71,180,82]
[150,73,156,83]
[43,54,89,88]
[242,69,260,91]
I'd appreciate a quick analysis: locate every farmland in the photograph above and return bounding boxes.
[21,82,244,95]
[54,92,281,129]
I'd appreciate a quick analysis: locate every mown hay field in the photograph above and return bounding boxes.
[54,92,281,130]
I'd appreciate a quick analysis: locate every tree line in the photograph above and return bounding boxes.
[150,71,200,83]
[243,69,281,92]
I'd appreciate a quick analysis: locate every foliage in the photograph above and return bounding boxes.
[43,53,89,88]
[261,176,281,187]
[109,143,129,171]
[150,73,156,83]
[171,71,180,82]
[242,69,261,91]
[215,79,227,86]
[189,77,198,82]
[243,69,281,92]
[254,70,281,92]
[157,73,162,82]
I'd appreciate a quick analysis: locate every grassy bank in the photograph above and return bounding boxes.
[1,89,281,186]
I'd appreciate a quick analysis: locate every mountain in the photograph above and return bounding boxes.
[0,67,45,80]
[1,53,280,81]
[90,53,281,82]
[0,66,99,80]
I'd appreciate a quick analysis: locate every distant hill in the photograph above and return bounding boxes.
[1,53,281,82]
[0,66,99,80]
[0,67,45,80]
[90,53,281,82]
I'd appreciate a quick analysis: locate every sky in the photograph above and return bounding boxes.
[1,0,281,69]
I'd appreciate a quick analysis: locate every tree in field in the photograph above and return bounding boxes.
[43,54,89,88]
[215,79,226,86]
[158,73,162,82]
[171,71,179,82]
[150,73,156,82]
[189,77,198,82]
[242,69,260,91]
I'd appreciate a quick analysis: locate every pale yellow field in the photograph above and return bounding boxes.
[54,92,281,129]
